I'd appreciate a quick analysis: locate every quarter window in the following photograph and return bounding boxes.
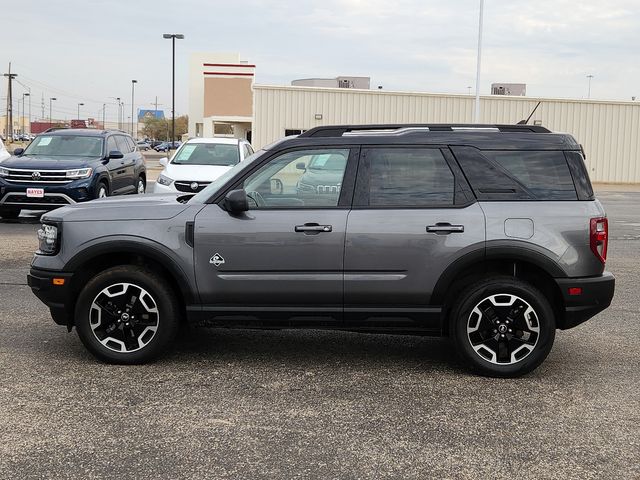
[366,148,455,206]
[242,149,350,208]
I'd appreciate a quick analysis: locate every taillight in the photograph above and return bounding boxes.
[590,217,608,264]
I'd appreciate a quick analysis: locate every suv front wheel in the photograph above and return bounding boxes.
[451,276,556,377]
[75,266,180,364]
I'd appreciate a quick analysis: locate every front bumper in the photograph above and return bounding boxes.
[27,268,74,326]
[555,272,615,329]
[0,179,95,210]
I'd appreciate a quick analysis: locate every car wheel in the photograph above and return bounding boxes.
[75,265,180,364]
[96,183,109,199]
[136,176,146,194]
[0,208,20,219]
[451,276,556,377]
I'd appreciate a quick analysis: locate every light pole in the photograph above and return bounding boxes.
[163,33,184,149]
[102,103,106,129]
[473,0,485,123]
[131,79,137,137]
[49,97,57,127]
[77,102,84,121]
[22,93,29,135]
[25,92,31,135]
[587,74,594,99]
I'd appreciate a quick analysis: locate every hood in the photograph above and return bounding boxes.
[1,155,96,169]
[43,193,192,222]
[162,163,233,182]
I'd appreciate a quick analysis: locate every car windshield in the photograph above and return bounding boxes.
[172,143,239,166]
[189,150,264,203]
[24,135,103,157]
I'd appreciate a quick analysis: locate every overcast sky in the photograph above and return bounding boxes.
[1,0,638,123]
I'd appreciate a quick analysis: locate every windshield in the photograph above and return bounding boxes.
[24,135,103,157]
[189,150,264,203]
[172,143,239,166]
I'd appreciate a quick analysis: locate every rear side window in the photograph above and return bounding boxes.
[365,148,455,206]
[484,151,577,200]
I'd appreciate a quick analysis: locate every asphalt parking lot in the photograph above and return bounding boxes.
[0,190,638,479]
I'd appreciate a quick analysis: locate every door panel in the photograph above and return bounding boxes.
[344,146,485,327]
[193,205,348,313]
[345,205,485,309]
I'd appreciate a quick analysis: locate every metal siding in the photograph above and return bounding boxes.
[252,85,640,183]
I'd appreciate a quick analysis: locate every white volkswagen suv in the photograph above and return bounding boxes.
[153,137,254,194]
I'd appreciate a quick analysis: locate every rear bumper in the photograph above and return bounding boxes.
[27,268,74,326]
[555,272,615,329]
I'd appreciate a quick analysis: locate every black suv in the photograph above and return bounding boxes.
[28,124,614,377]
[0,129,146,219]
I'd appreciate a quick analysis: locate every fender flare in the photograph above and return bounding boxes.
[65,237,197,304]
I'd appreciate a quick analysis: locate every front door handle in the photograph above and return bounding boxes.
[427,223,465,234]
[295,223,332,233]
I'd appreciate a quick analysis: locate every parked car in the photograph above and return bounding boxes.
[0,129,146,219]
[154,141,181,152]
[148,140,163,149]
[154,138,254,194]
[0,139,10,162]
[136,140,151,151]
[28,124,614,377]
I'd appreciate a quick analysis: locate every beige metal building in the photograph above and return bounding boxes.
[252,85,640,183]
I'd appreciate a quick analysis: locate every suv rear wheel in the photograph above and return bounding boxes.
[451,276,555,377]
[75,266,180,364]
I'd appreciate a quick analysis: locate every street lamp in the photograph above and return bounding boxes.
[77,102,84,121]
[473,0,485,123]
[131,79,138,138]
[163,33,184,149]
[49,97,57,127]
[587,74,594,99]
[22,93,30,135]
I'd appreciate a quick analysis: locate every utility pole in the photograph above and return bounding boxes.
[4,63,18,139]
[41,93,45,120]
[102,104,106,129]
[587,74,594,99]
[131,79,137,138]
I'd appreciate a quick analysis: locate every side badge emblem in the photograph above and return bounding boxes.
[210,253,225,267]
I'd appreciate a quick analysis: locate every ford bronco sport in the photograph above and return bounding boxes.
[28,124,615,377]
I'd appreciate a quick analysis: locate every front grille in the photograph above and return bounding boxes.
[3,168,72,184]
[174,181,211,193]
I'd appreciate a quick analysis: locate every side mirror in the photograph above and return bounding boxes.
[296,162,306,171]
[223,189,249,213]
[13,147,24,156]
[108,150,124,160]
[159,157,168,167]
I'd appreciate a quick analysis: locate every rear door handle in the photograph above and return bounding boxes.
[427,223,465,234]
[295,223,332,233]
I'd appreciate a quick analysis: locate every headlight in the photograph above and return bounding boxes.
[66,168,93,179]
[157,174,174,186]
[37,224,60,255]
[0,167,9,177]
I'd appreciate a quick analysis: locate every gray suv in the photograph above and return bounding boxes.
[28,124,615,377]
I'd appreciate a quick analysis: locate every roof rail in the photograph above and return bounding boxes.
[299,124,551,137]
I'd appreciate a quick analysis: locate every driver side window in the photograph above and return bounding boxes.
[242,148,350,209]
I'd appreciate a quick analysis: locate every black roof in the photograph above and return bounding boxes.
[41,128,128,137]
[270,124,580,151]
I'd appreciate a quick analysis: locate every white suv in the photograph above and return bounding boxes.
[154,137,254,194]
[0,139,10,163]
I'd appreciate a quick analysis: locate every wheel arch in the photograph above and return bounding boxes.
[64,239,196,325]
[433,246,567,335]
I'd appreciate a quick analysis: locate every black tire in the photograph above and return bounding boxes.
[0,208,21,219]
[75,265,180,364]
[451,276,556,378]
[136,176,146,194]
[95,182,109,199]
